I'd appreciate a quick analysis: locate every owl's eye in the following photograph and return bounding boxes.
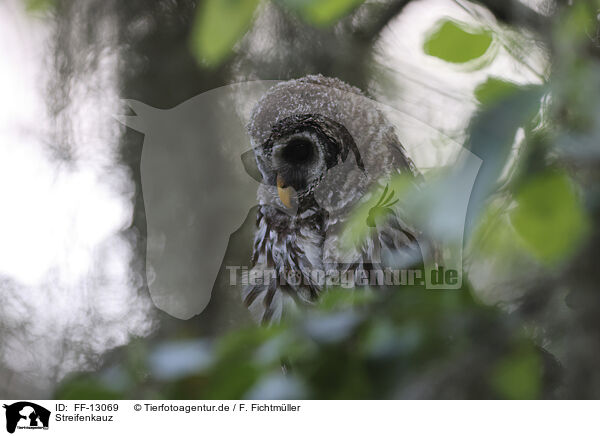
[281,137,315,165]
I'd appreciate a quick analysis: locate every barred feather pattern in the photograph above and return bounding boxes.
[243,192,423,324]
[242,200,327,324]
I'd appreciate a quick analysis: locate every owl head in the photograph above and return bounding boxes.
[252,112,364,209]
[247,74,417,215]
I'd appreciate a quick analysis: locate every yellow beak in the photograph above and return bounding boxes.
[277,174,294,209]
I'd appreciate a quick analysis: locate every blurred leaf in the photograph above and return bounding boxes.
[424,20,493,64]
[303,311,362,344]
[491,347,541,399]
[244,372,307,400]
[317,287,375,311]
[465,86,544,233]
[510,170,589,264]
[277,0,364,27]
[470,199,531,264]
[24,0,54,12]
[363,321,422,360]
[556,1,598,46]
[189,325,283,398]
[56,379,124,400]
[190,0,260,67]
[148,340,214,381]
[253,331,296,365]
[475,78,522,106]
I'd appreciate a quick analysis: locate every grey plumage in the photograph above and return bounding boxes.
[243,75,424,324]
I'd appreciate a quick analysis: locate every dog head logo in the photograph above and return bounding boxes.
[3,402,50,434]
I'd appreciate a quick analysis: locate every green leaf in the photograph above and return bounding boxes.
[491,347,541,400]
[424,20,493,64]
[510,170,589,264]
[190,0,260,67]
[277,0,365,27]
[475,78,522,106]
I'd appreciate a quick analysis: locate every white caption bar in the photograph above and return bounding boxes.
[0,400,595,435]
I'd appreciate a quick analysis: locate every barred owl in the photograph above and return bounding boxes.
[243,75,424,323]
